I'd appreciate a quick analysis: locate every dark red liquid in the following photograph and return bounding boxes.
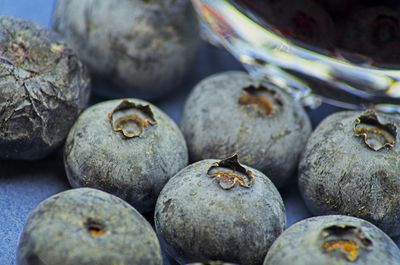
[233,0,400,67]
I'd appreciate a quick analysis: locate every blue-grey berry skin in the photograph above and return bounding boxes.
[0,16,90,160]
[299,111,400,237]
[263,215,400,265]
[52,0,199,99]
[155,157,286,265]
[17,188,162,265]
[180,71,312,188]
[64,99,188,213]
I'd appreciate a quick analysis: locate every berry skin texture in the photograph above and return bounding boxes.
[0,16,90,160]
[263,215,400,265]
[17,188,162,265]
[64,99,188,213]
[52,0,199,99]
[155,155,286,265]
[299,110,400,236]
[180,71,312,188]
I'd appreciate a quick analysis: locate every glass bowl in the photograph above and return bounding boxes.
[192,0,400,112]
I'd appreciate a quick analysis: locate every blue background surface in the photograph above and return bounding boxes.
[0,1,398,265]
[0,0,54,27]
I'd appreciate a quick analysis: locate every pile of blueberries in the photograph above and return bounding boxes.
[1,1,400,265]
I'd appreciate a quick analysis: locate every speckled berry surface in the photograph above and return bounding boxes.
[17,188,162,265]
[52,0,199,99]
[299,111,400,237]
[155,157,286,265]
[5,2,398,265]
[0,16,90,160]
[264,215,400,265]
[64,99,188,213]
[181,71,312,188]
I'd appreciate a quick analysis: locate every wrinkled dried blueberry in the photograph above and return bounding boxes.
[180,71,312,188]
[52,0,199,99]
[299,110,400,236]
[263,215,400,265]
[0,16,90,160]
[155,155,286,265]
[17,188,162,265]
[64,99,188,213]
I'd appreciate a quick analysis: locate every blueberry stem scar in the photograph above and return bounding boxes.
[321,225,372,262]
[239,84,283,116]
[108,99,156,138]
[207,154,255,190]
[354,110,397,151]
[84,218,106,237]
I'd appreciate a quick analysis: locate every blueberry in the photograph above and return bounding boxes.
[17,188,162,265]
[299,110,400,236]
[263,215,400,265]
[180,71,311,188]
[155,154,286,265]
[64,99,188,213]
[0,16,90,160]
[52,0,199,99]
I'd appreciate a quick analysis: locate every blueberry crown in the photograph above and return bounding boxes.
[207,154,254,190]
[239,84,283,116]
[320,224,372,262]
[108,100,156,138]
[354,110,396,151]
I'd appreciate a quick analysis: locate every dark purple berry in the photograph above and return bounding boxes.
[181,71,311,188]
[52,0,199,99]
[64,99,188,213]
[299,110,400,236]
[155,155,286,265]
[0,16,90,160]
[264,215,400,265]
[17,188,162,265]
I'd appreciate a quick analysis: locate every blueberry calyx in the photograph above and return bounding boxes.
[108,99,156,138]
[207,154,254,190]
[321,225,372,262]
[239,84,283,116]
[353,110,397,151]
[84,218,106,237]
